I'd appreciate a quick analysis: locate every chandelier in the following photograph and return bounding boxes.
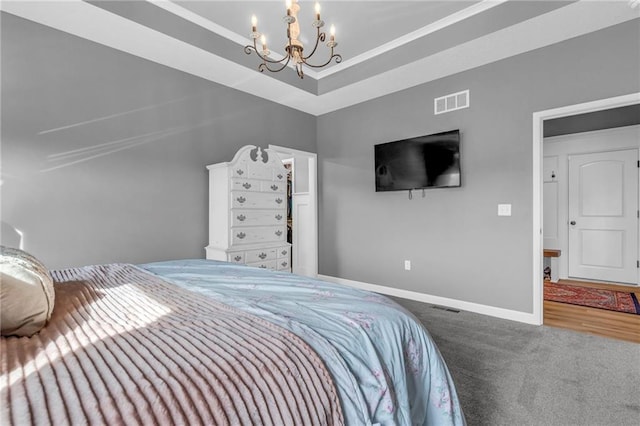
[244,0,342,79]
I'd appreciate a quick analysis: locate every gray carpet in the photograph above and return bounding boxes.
[391,297,640,426]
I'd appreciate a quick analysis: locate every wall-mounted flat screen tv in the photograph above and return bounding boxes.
[375,129,461,192]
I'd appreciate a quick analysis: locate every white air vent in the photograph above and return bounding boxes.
[434,90,469,115]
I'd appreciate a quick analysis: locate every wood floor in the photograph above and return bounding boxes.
[543,279,640,343]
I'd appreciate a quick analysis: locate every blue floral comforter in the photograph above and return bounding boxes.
[139,260,465,426]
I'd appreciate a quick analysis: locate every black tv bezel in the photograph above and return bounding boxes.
[374,129,461,192]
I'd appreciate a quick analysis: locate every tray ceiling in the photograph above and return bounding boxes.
[2,0,638,115]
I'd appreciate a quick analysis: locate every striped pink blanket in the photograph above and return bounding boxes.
[1,264,343,425]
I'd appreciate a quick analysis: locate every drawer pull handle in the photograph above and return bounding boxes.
[277,174,283,180]
[275,230,283,237]
[258,253,267,260]
[281,261,288,267]
[234,256,242,262]
[275,198,283,204]
[237,214,246,222]
[275,214,283,221]
[281,250,288,255]
[237,169,244,175]
[259,265,267,269]
[242,182,252,189]
[270,185,278,191]
[236,232,246,239]
[236,196,246,204]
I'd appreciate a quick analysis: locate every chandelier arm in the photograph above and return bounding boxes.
[245,39,292,65]
[302,52,342,69]
[302,27,325,61]
[259,55,292,73]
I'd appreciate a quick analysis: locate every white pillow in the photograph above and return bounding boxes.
[1,246,55,337]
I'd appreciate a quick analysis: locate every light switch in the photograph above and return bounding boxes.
[498,204,512,216]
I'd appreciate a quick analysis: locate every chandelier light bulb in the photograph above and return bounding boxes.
[315,2,321,20]
[251,15,257,32]
[330,24,335,39]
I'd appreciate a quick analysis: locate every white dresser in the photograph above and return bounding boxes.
[206,145,291,272]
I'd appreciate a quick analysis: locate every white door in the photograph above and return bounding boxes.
[291,191,315,276]
[568,149,638,284]
[269,145,318,277]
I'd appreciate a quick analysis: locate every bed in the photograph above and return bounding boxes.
[1,254,465,425]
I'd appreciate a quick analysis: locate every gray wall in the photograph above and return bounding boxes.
[0,13,316,269]
[316,20,640,313]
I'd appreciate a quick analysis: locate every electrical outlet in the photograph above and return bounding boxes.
[404,260,411,271]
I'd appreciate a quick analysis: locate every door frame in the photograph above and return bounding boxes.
[532,92,640,325]
[269,144,318,276]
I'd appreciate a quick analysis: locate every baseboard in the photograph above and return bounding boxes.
[318,274,541,325]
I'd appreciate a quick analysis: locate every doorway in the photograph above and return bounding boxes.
[544,127,640,285]
[269,145,318,277]
[532,92,640,325]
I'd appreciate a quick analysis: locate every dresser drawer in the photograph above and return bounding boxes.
[277,246,290,259]
[245,248,277,263]
[232,179,285,194]
[231,178,262,192]
[247,259,278,270]
[232,209,285,227]
[231,165,247,178]
[231,226,286,245]
[277,258,290,271]
[232,191,286,209]
[228,252,245,264]
[260,181,286,193]
[247,165,274,180]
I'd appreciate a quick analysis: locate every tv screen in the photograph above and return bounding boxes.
[375,129,461,192]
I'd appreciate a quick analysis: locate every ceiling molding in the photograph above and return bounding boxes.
[151,0,311,78]
[1,0,638,116]
[309,0,640,115]
[151,0,508,81]
[315,0,508,79]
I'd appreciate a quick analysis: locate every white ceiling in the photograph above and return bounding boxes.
[2,1,639,115]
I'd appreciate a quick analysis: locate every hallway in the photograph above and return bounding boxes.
[544,279,640,343]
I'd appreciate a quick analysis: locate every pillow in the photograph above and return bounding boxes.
[1,246,55,337]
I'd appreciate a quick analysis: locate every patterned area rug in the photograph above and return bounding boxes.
[544,282,640,315]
